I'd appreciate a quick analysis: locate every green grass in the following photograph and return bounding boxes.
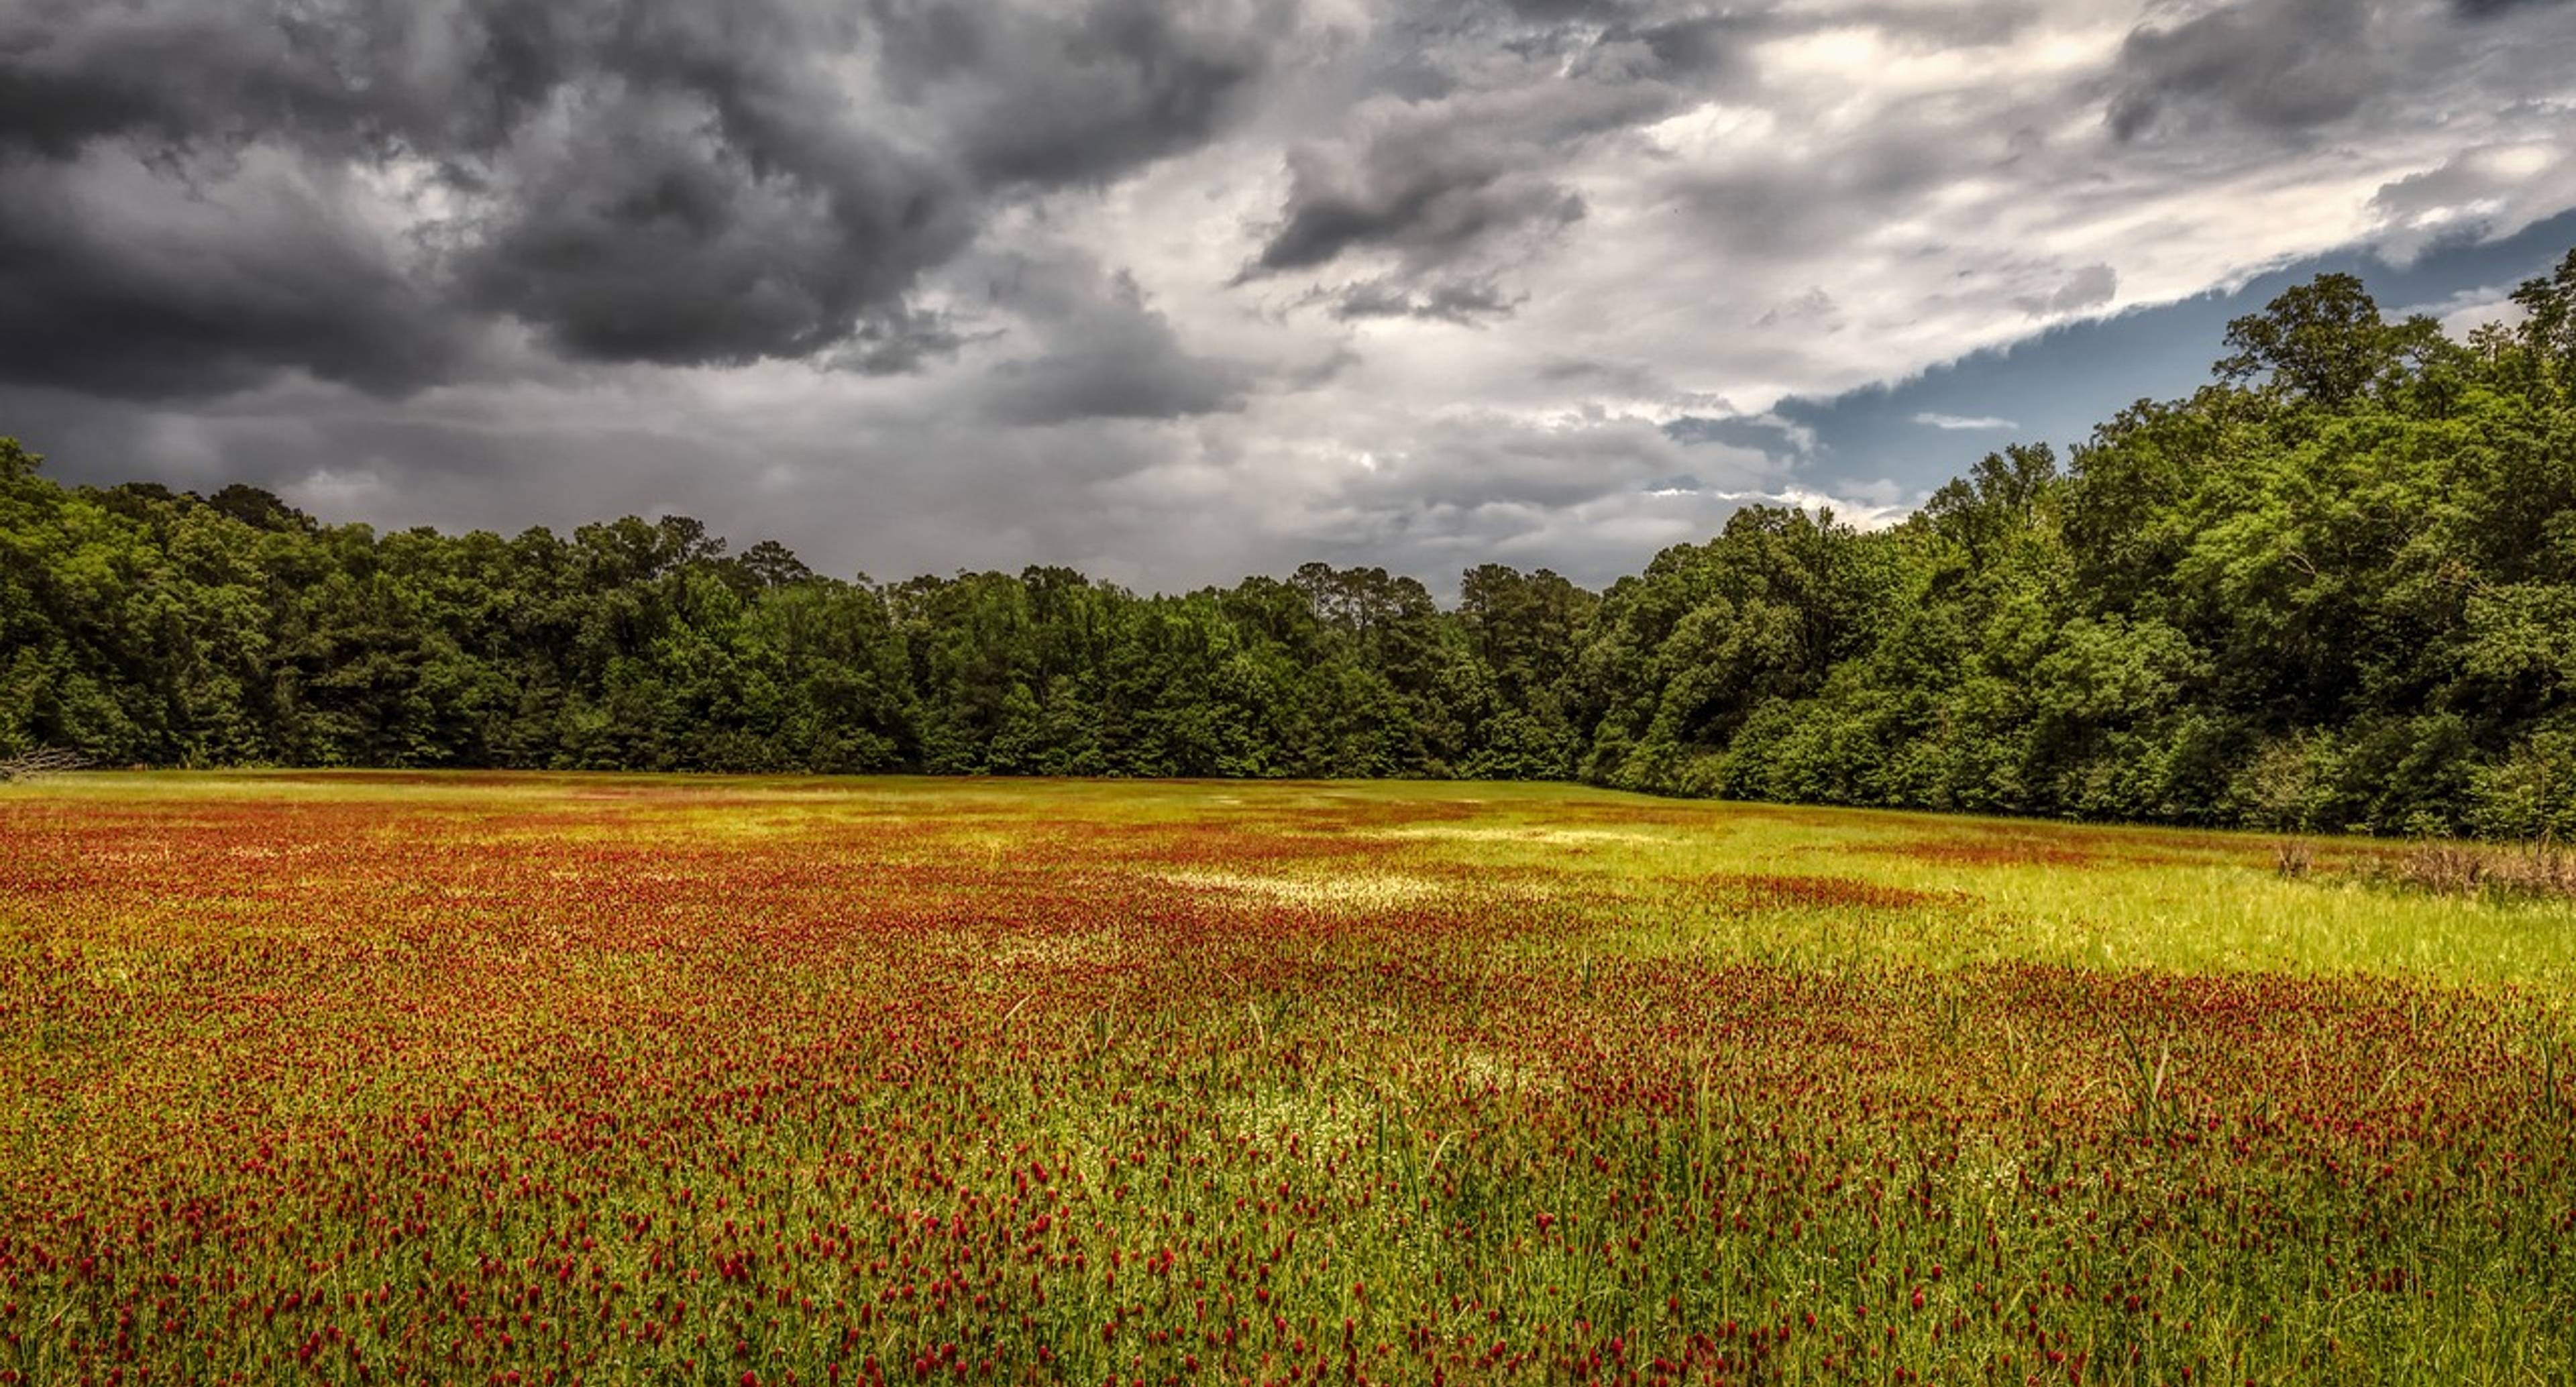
[1,773,2571,1386]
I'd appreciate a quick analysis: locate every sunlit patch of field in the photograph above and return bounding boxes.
[2,773,2574,1386]
[1155,869,1463,911]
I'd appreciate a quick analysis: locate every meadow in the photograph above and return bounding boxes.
[3,773,2573,1386]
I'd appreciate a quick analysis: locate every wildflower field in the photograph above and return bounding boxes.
[4,775,2574,1387]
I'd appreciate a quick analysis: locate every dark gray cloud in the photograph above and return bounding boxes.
[452,89,969,368]
[0,0,1281,396]
[1328,275,1522,323]
[0,150,471,398]
[824,309,978,377]
[1242,44,1678,289]
[1583,11,1774,82]
[894,0,1281,187]
[1494,0,1633,22]
[981,258,1246,426]
[1250,136,1588,274]
[2105,0,2384,142]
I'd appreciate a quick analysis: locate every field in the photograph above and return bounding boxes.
[3,775,2574,1387]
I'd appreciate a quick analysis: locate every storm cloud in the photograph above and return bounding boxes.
[2104,0,2386,142]
[980,256,1248,426]
[0,0,1281,394]
[4,0,2575,589]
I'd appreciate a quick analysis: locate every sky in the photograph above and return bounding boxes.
[3,0,2574,594]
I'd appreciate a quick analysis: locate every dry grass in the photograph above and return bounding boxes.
[2279,832,2576,901]
[2273,838,2316,879]
[2375,838,2576,901]
[0,746,86,782]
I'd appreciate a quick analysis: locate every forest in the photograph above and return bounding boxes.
[5,254,2574,838]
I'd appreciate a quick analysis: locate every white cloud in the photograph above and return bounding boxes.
[2396,282,2534,339]
[1913,412,2023,430]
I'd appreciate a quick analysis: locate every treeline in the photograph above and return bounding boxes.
[6,254,2576,836]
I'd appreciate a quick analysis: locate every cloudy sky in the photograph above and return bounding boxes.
[5,0,2574,591]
